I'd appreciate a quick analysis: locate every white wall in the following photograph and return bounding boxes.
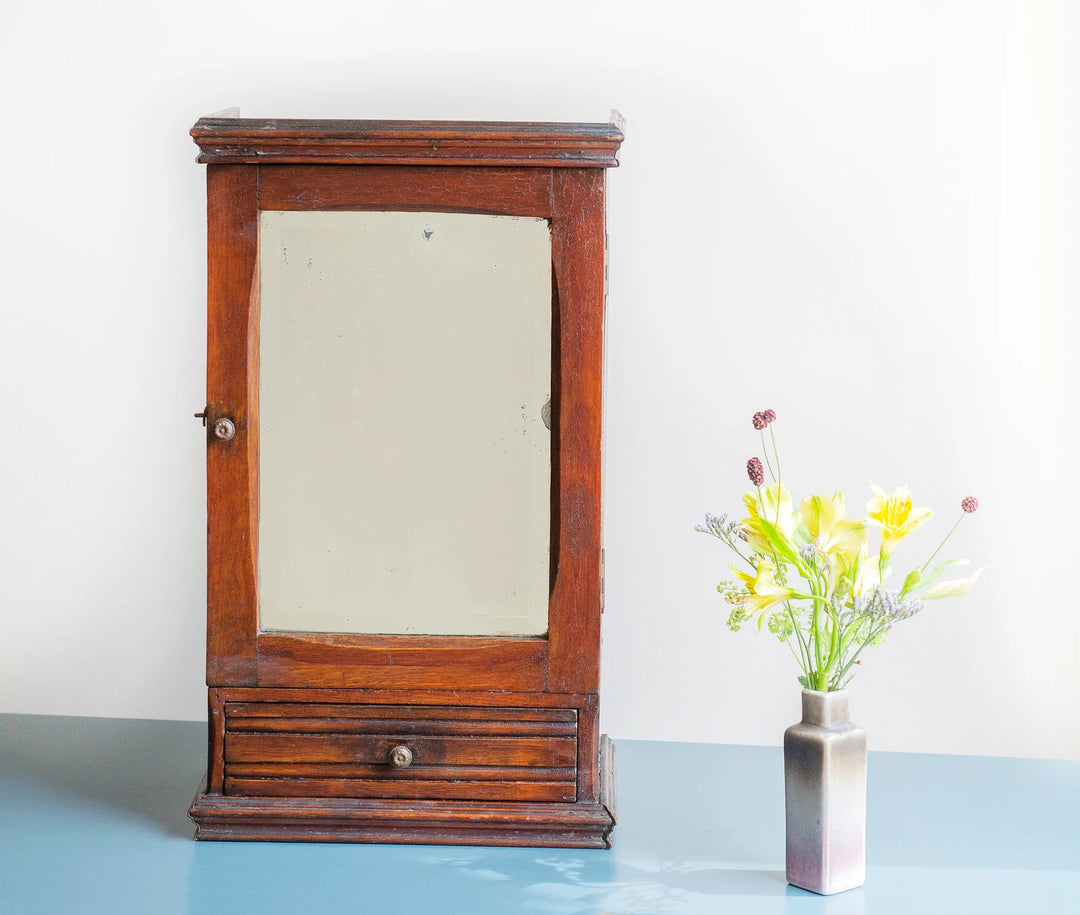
[1,0,1075,760]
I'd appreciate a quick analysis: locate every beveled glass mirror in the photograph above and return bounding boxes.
[258,210,552,636]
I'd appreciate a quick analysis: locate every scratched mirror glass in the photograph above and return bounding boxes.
[258,211,552,636]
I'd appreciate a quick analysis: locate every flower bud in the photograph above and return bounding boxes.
[961,496,979,514]
[747,456,765,486]
[752,409,777,430]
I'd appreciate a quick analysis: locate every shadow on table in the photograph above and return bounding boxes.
[185,836,805,915]
[0,714,204,839]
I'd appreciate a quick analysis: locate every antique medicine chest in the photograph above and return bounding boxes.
[188,116,623,846]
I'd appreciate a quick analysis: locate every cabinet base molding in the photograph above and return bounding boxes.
[190,735,617,848]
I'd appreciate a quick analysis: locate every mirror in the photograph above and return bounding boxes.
[257,210,552,636]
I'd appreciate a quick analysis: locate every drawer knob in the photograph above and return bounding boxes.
[388,745,413,769]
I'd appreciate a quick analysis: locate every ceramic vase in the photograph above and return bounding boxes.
[784,688,866,895]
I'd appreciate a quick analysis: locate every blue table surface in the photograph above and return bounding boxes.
[1,713,1077,914]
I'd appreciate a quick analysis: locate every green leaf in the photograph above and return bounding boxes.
[900,568,922,595]
[921,568,983,600]
[758,517,804,569]
[911,559,969,593]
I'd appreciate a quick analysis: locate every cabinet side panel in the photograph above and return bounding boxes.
[576,697,600,802]
[206,164,259,685]
[547,169,605,694]
[207,688,226,792]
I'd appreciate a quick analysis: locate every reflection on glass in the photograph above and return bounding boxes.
[258,211,551,636]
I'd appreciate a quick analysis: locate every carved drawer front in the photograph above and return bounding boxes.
[223,703,578,803]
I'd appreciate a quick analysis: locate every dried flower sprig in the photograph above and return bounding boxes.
[699,413,981,691]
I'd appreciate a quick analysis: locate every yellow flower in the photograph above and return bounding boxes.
[730,557,797,626]
[866,484,932,558]
[741,483,796,555]
[828,541,877,597]
[800,492,867,560]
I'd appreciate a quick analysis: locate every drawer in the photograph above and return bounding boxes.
[223,703,578,803]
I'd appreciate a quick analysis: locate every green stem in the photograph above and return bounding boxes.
[754,487,787,572]
[833,621,887,684]
[920,512,966,573]
[730,544,756,568]
[759,431,777,482]
[783,623,807,672]
[770,425,782,488]
[787,602,813,677]
[810,582,825,683]
[768,426,782,526]
[826,603,842,686]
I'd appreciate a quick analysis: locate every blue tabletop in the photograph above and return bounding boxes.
[1,714,1077,914]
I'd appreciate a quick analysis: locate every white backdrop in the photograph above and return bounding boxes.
[1,0,1076,760]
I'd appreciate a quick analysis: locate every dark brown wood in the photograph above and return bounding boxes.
[229,715,575,737]
[192,117,622,848]
[227,702,577,724]
[226,733,576,767]
[257,633,547,691]
[224,778,576,803]
[206,689,226,792]
[546,169,607,694]
[191,118,623,167]
[189,738,616,846]
[215,687,596,709]
[576,695,601,802]
[227,718,572,736]
[222,701,578,803]
[226,763,574,781]
[205,164,259,685]
[259,165,552,216]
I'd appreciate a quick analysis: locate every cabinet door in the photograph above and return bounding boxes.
[204,164,605,695]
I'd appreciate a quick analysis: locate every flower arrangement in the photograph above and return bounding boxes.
[697,411,980,691]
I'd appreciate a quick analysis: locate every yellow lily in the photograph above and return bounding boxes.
[800,492,868,560]
[730,558,797,627]
[866,484,932,558]
[828,541,878,598]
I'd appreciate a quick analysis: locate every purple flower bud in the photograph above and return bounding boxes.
[747,456,765,486]
[961,496,979,514]
[752,409,777,430]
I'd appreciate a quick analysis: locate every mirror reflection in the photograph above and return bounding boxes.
[258,210,552,636]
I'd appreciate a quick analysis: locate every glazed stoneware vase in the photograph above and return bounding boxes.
[784,689,867,895]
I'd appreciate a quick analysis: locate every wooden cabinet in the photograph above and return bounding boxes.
[187,117,623,847]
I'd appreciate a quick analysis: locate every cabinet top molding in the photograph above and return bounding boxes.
[190,117,624,167]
